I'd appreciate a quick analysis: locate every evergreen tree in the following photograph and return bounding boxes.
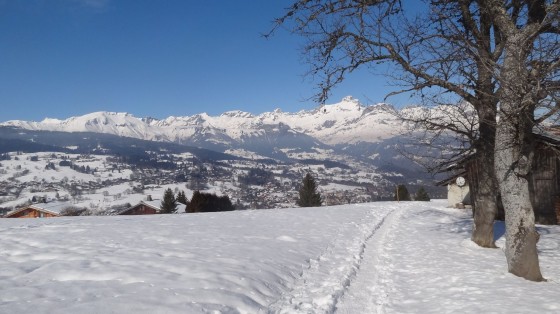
[414,187,431,202]
[187,191,203,213]
[160,188,177,214]
[393,184,411,201]
[297,173,322,207]
[187,191,234,213]
[176,190,188,205]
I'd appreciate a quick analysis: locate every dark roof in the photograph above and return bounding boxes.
[118,200,161,215]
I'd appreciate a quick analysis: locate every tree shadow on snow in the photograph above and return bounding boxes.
[424,209,473,236]
[493,220,505,242]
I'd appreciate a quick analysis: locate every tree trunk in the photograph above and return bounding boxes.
[494,39,544,282]
[471,43,499,248]
[471,130,498,247]
[495,119,543,281]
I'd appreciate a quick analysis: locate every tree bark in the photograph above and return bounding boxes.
[495,119,543,281]
[471,117,499,248]
[470,33,499,247]
[494,38,544,282]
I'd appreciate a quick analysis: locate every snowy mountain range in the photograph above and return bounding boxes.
[1,96,402,144]
[0,96,432,178]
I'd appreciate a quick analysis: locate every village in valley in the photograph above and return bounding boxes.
[0,149,423,218]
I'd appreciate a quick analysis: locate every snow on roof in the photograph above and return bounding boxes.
[142,200,163,210]
[119,200,187,215]
[7,201,74,217]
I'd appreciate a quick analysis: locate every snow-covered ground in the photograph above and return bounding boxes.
[0,200,558,313]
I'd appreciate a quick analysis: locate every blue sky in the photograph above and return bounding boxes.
[0,0,409,121]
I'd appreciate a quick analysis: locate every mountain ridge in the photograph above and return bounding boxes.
[1,96,403,146]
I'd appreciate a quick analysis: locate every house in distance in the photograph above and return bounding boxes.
[118,200,186,215]
[5,201,70,218]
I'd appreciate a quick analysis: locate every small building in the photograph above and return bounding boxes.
[118,200,186,215]
[436,172,471,208]
[5,201,71,218]
[118,200,161,215]
[440,128,560,224]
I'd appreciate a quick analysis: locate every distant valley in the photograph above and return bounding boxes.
[0,97,445,214]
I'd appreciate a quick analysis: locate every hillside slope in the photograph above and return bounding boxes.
[0,201,558,313]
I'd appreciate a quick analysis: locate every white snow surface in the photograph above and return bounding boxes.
[1,200,559,313]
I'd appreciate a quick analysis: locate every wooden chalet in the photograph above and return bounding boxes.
[5,201,70,218]
[441,128,560,224]
[119,200,161,215]
[119,200,187,215]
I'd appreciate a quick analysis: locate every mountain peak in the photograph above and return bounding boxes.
[220,110,254,118]
[319,96,363,114]
[341,95,359,103]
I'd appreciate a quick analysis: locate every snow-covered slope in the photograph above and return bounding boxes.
[1,97,401,147]
[1,201,558,313]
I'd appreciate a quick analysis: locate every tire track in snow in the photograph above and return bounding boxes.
[267,205,397,314]
[335,205,404,314]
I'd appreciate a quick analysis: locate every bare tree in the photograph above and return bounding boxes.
[478,0,560,282]
[272,0,559,280]
[269,0,501,247]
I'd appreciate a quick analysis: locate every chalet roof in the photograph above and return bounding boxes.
[118,200,187,215]
[6,201,72,217]
[142,200,162,211]
[142,200,187,213]
[437,127,560,185]
[534,127,560,146]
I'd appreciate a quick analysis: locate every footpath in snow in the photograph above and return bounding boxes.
[0,200,559,313]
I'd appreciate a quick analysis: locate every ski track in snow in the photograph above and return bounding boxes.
[268,205,399,314]
[335,205,404,314]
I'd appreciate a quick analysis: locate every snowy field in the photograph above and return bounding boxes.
[0,200,559,313]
